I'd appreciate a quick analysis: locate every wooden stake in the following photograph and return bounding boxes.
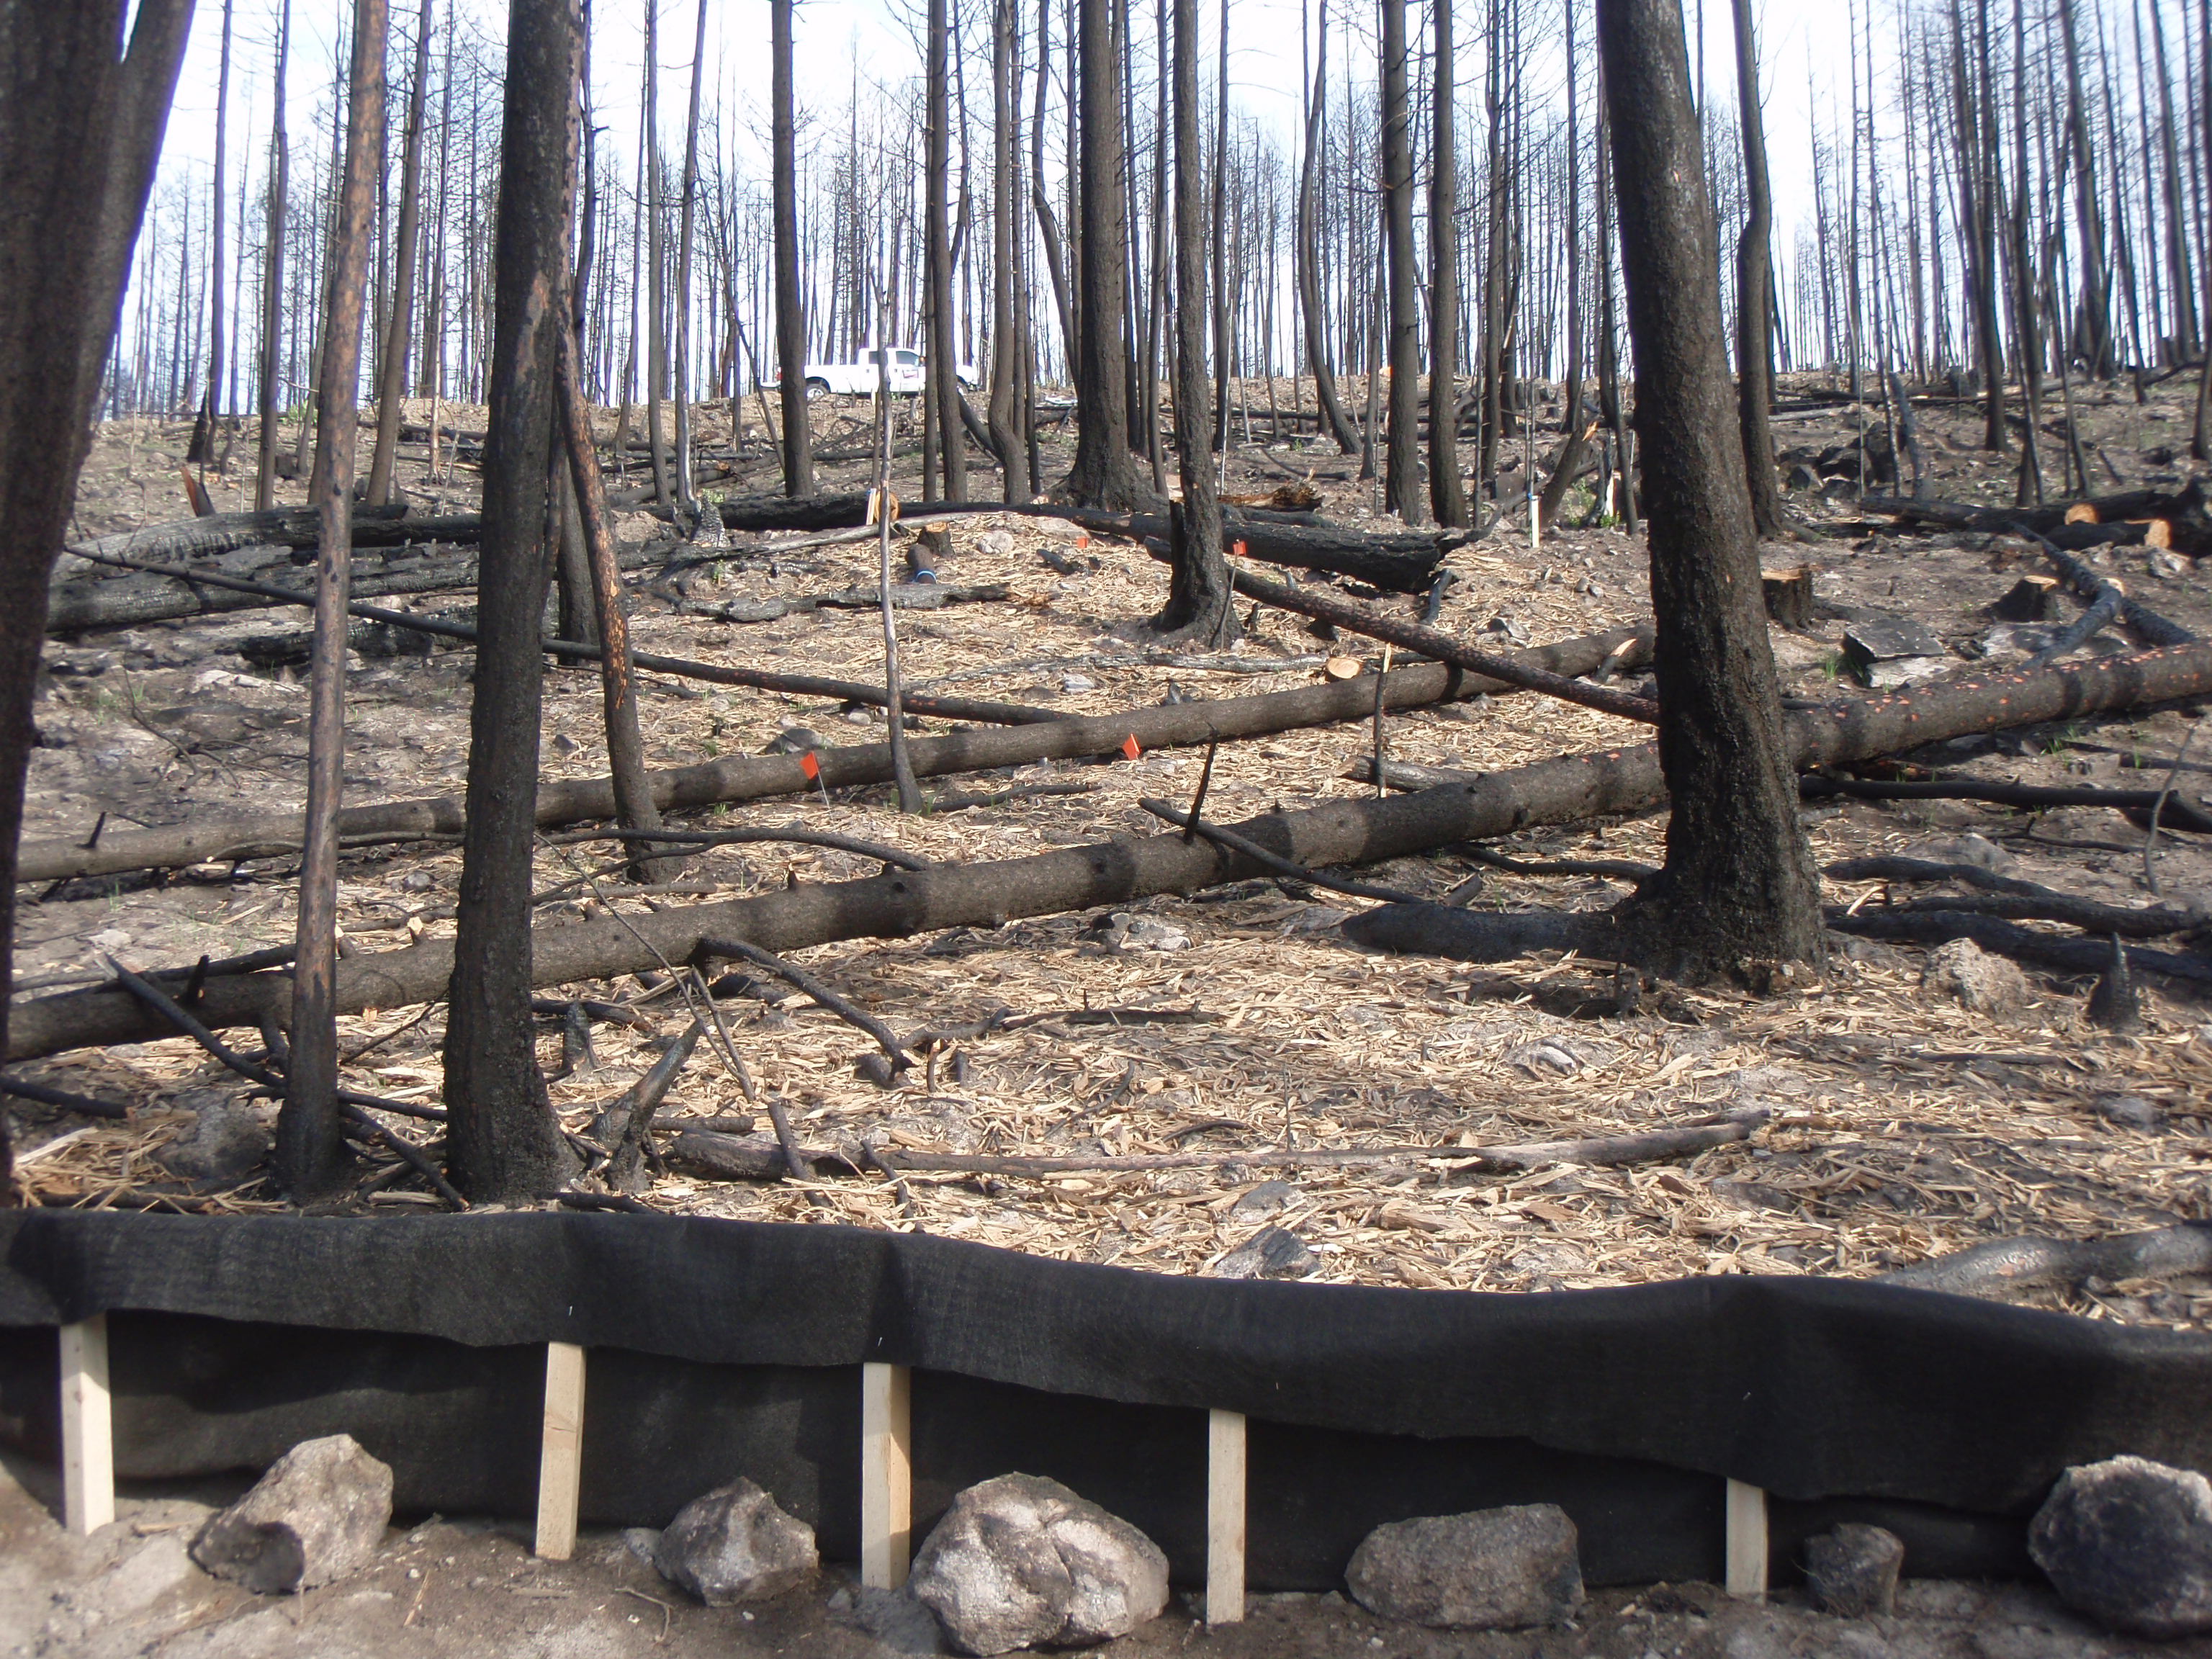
[1724,1478,1768,1599]
[60,1316,113,1536]
[860,1362,912,1590]
[535,1341,586,1560]
[1206,1408,1246,1624]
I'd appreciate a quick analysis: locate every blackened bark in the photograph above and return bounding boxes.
[442,0,583,1202]
[1298,0,1360,455]
[1380,0,1424,523]
[0,0,194,1193]
[254,0,291,511]
[927,0,966,501]
[772,0,814,495]
[1061,0,1151,507]
[988,0,1030,500]
[1596,0,1825,983]
[1729,0,1786,539]
[367,0,432,506]
[188,0,232,467]
[1151,0,1234,644]
[1427,0,1468,527]
[279,0,389,1199]
[1954,4,2007,453]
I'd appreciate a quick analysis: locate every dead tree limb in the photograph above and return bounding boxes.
[1802,775,2212,832]
[698,935,912,1070]
[1878,1226,2212,1297]
[602,1020,698,1192]
[18,625,1651,883]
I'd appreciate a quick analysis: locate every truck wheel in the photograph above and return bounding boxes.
[804,378,831,400]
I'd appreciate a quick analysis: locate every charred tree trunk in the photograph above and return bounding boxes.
[1380,0,1424,523]
[253,0,291,511]
[1298,0,1360,455]
[1427,0,1468,527]
[441,0,582,1203]
[1596,0,1825,983]
[771,0,814,495]
[0,0,194,1192]
[988,0,1030,500]
[927,0,967,500]
[279,0,388,1199]
[1062,0,1151,506]
[670,0,709,518]
[1729,0,1786,539]
[642,1,671,507]
[1151,0,1234,644]
[366,0,432,507]
[188,0,232,467]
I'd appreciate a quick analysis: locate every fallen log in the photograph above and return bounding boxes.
[17,640,2212,1058]
[1822,909,2212,982]
[60,502,467,564]
[1862,480,2212,554]
[1083,506,1457,593]
[55,544,1057,727]
[17,624,1652,884]
[665,1109,1768,1183]
[2033,536,2197,649]
[49,543,487,631]
[1877,1225,2212,1298]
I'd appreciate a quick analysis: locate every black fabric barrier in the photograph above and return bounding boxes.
[1,1210,2206,1586]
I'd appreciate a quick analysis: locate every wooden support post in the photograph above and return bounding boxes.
[1206,1408,1246,1624]
[1724,1478,1768,1599]
[860,1362,912,1591]
[60,1316,113,1537]
[535,1341,586,1560]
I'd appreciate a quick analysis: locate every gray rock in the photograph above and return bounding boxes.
[652,1478,817,1605]
[909,1473,1169,1655]
[1920,937,2029,1017]
[190,1434,393,1593]
[1345,1503,1586,1629]
[2094,1094,2165,1131]
[1229,1179,1297,1222]
[975,529,1017,560]
[765,727,830,755]
[2029,1455,2212,1637]
[1210,1226,1316,1280]
[1804,1523,1905,1617]
[158,1097,273,1184]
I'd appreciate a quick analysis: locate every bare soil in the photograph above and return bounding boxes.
[11,376,2211,1334]
[4,1449,2203,1659]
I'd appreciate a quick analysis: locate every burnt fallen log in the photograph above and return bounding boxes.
[1073,505,1456,593]
[48,542,487,631]
[1863,480,2212,555]
[63,502,441,562]
[16,624,1651,884]
[1801,774,2212,833]
[17,640,2212,1060]
[1822,909,2212,982]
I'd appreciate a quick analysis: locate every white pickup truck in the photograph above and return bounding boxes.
[766,347,979,398]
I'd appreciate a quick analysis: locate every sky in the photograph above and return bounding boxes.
[148,0,1865,250]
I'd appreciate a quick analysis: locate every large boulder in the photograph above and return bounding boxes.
[1803,1522,1905,1617]
[909,1473,1169,1656]
[2029,1455,2212,1637]
[652,1479,817,1605]
[1346,1503,1585,1629]
[189,1434,392,1593]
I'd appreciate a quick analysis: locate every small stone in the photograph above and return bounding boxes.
[1060,673,1097,693]
[2029,1455,2212,1637]
[975,529,1017,559]
[1803,1523,1904,1617]
[1920,937,2028,1017]
[622,1527,661,1565]
[909,1473,1169,1656]
[652,1478,817,1606]
[2149,549,2193,581]
[1210,1226,1315,1280]
[1345,1503,1586,1629]
[1229,1179,1297,1222]
[855,1052,897,1087]
[2094,1093,2164,1130]
[1915,832,2013,873]
[2086,935,2142,1033]
[158,1098,274,1184]
[765,727,829,755]
[190,1434,393,1593]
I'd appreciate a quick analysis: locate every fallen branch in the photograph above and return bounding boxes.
[21,643,2212,1058]
[19,624,1652,884]
[698,936,912,1071]
[602,1021,700,1192]
[2034,538,2197,649]
[1824,858,2201,937]
[1802,774,2212,832]
[1877,1226,2212,1297]
[547,824,932,871]
[1138,799,1427,904]
[1826,909,2212,981]
[1208,561,1662,725]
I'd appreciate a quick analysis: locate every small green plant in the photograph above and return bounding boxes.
[2044,719,2087,755]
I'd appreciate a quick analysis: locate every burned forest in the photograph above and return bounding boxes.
[4,0,2212,1647]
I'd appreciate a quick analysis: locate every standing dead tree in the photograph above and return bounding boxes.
[441,0,583,1203]
[253,0,292,511]
[279,0,390,1199]
[0,0,194,1192]
[771,0,814,496]
[1596,0,1825,982]
[1729,0,1786,539]
[366,0,432,507]
[1378,0,1424,523]
[1427,0,1468,528]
